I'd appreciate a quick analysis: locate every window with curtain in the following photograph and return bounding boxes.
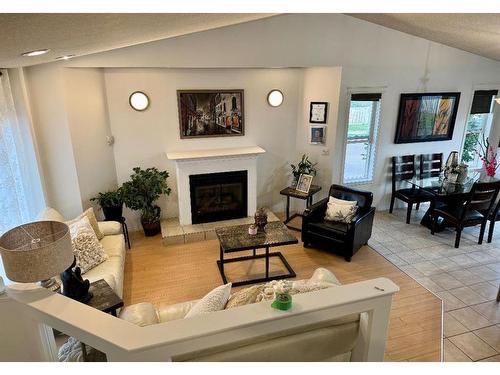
[461,89,498,168]
[342,93,382,184]
[0,69,44,235]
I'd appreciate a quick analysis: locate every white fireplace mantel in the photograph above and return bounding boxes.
[167,146,266,225]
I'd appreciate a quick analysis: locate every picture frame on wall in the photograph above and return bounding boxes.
[309,102,328,124]
[394,92,460,144]
[309,125,326,145]
[296,174,313,194]
[177,89,244,139]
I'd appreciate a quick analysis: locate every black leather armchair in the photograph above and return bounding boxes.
[302,184,375,262]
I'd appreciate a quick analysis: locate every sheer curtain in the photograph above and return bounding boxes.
[0,69,44,234]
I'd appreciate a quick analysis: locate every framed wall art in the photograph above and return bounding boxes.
[177,90,244,139]
[309,102,328,124]
[394,92,460,144]
[309,125,326,145]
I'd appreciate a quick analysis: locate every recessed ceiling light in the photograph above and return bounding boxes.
[21,49,50,57]
[55,55,75,60]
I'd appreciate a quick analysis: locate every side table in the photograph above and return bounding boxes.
[106,216,131,249]
[280,185,321,231]
[81,279,124,361]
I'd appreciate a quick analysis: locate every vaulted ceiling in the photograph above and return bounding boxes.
[350,13,500,62]
[0,13,275,67]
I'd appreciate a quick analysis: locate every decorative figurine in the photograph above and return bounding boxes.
[254,208,268,232]
[60,257,92,303]
[248,224,258,235]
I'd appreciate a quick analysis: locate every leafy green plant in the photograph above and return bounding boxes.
[121,167,172,224]
[461,132,479,163]
[90,189,123,208]
[290,154,317,185]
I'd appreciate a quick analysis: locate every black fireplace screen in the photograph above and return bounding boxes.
[189,170,248,224]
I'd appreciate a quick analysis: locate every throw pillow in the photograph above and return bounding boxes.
[68,216,108,274]
[119,303,159,327]
[66,208,104,240]
[225,285,265,309]
[325,197,358,223]
[185,283,232,318]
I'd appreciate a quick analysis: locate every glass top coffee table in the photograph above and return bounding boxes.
[216,221,299,287]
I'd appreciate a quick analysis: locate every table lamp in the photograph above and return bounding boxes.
[0,221,91,302]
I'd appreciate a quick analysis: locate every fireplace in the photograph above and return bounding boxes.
[189,170,248,224]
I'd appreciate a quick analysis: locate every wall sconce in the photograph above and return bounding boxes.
[267,89,284,107]
[129,91,150,111]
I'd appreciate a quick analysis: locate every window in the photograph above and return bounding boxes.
[461,90,497,168]
[342,93,382,184]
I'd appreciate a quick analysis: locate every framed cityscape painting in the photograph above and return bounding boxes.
[177,90,244,139]
[394,92,460,144]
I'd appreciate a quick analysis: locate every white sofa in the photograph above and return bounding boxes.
[38,208,126,298]
[119,268,362,361]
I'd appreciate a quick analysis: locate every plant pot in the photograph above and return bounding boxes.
[102,204,123,222]
[141,219,161,237]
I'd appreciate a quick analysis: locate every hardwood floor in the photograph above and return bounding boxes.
[123,217,443,362]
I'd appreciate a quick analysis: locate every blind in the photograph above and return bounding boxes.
[351,93,382,101]
[470,90,498,114]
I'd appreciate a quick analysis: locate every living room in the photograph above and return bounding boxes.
[1,2,500,368]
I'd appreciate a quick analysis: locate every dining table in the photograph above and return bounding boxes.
[403,170,497,231]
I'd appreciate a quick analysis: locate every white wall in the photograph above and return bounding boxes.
[103,68,301,228]
[63,68,118,211]
[25,14,500,218]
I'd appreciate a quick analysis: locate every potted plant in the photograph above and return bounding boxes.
[90,188,124,222]
[121,167,171,236]
[290,154,317,187]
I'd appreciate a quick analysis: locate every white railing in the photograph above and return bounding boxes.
[3,277,399,362]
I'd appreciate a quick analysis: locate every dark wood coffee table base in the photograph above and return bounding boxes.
[217,246,296,287]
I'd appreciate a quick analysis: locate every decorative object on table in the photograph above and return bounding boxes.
[280,184,322,231]
[290,154,317,187]
[453,164,469,185]
[248,224,258,235]
[90,188,123,222]
[129,91,150,112]
[271,292,293,311]
[254,208,268,232]
[309,125,326,145]
[60,257,92,303]
[122,167,171,236]
[0,221,73,293]
[444,151,459,179]
[309,101,328,123]
[296,173,313,194]
[177,89,244,138]
[475,136,499,178]
[394,92,460,144]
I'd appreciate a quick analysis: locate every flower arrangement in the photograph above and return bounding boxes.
[475,136,499,177]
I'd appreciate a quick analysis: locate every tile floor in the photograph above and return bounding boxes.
[370,206,500,362]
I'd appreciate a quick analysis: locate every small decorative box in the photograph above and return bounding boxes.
[248,224,258,235]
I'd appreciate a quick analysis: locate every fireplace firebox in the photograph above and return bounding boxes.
[189,170,248,224]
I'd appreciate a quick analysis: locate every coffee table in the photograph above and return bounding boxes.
[216,221,299,287]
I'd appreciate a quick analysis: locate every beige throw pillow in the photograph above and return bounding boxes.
[66,208,104,240]
[185,283,232,318]
[68,216,108,274]
[325,196,358,223]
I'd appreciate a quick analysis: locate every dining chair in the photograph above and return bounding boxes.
[390,155,435,224]
[419,153,443,179]
[430,180,500,248]
[487,197,500,243]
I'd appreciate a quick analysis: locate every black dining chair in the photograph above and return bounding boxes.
[390,155,435,224]
[487,198,500,243]
[420,153,443,179]
[430,181,500,248]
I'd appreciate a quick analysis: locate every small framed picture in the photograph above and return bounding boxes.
[309,102,328,123]
[310,125,326,145]
[296,174,313,193]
